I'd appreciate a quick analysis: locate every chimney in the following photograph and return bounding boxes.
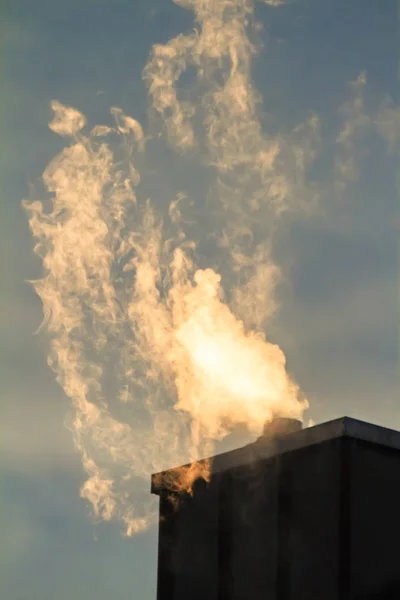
[257,416,302,440]
[151,417,400,599]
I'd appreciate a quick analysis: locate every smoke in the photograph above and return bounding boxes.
[334,72,370,189]
[22,0,394,535]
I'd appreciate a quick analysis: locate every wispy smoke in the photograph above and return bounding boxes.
[335,72,369,188]
[143,0,321,328]
[23,0,395,536]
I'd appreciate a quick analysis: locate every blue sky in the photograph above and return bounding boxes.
[1,1,399,599]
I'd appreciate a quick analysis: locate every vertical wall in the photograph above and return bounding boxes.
[282,439,342,600]
[349,440,400,598]
[155,432,400,600]
[221,439,343,600]
[156,476,220,600]
[226,456,279,600]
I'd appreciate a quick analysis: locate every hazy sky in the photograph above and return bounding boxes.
[1,1,399,599]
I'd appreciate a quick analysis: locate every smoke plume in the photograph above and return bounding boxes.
[23,0,393,535]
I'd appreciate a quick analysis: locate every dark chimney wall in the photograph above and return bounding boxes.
[225,456,279,599]
[218,438,344,600]
[152,418,400,600]
[349,439,400,598]
[156,477,220,600]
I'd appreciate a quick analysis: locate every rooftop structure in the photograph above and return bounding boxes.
[152,416,400,599]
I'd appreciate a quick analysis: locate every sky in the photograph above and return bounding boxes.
[1,1,399,599]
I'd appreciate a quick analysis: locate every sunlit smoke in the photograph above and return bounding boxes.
[23,0,386,536]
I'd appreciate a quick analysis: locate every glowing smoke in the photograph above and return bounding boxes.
[23,0,388,535]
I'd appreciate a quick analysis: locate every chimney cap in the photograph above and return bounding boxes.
[259,417,303,440]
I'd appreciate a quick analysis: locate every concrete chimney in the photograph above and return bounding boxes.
[151,417,400,599]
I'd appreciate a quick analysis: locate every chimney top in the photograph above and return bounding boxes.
[151,417,400,495]
[258,417,303,441]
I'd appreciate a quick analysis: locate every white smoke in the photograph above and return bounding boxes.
[23,0,397,536]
